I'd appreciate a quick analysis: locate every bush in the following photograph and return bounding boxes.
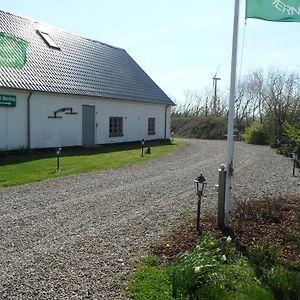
[242,122,270,145]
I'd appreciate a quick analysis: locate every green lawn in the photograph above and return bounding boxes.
[0,141,183,187]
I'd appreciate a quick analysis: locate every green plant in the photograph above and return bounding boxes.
[128,234,276,300]
[242,122,270,145]
[140,256,161,267]
[282,233,300,248]
[249,243,280,276]
[172,235,219,299]
[172,235,272,299]
[265,266,300,300]
[284,122,300,147]
[128,265,174,300]
[260,208,280,223]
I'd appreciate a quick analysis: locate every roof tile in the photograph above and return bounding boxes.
[0,10,174,105]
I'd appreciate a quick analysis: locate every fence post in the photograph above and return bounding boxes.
[218,164,226,229]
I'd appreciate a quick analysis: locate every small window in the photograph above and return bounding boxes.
[37,30,60,50]
[148,118,155,135]
[109,117,123,137]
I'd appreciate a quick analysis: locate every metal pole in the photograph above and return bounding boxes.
[57,154,60,171]
[225,0,240,226]
[196,195,201,233]
[218,164,226,229]
[141,139,145,157]
[213,76,221,115]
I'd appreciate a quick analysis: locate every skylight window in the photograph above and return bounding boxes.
[37,30,60,50]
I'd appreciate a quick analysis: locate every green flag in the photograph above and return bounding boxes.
[246,0,300,22]
[0,32,29,68]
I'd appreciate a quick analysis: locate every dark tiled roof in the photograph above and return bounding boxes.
[0,10,174,105]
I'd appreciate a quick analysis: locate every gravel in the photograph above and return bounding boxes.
[0,139,299,299]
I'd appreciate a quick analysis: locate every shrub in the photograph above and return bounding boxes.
[283,121,300,159]
[284,122,300,146]
[242,122,270,145]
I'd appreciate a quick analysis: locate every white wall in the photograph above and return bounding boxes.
[95,97,169,144]
[0,88,28,150]
[166,105,171,139]
[0,88,172,150]
[30,93,82,148]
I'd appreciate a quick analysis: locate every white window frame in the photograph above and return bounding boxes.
[109,117,123,137]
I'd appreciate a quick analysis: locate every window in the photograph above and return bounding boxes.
[37,30,60,50]
[109,117,123,137]
[148,118,155,135]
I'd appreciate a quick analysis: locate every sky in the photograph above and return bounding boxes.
[1,0,300,104]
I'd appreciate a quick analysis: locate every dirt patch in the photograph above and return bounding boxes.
[151,223,200,261]
[231,196,300,262]
[152,197,300,263]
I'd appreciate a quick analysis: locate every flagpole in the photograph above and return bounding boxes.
[224,0,240,226]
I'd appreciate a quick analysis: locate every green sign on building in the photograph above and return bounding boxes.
[0,32,29,69]
[0,95,16,107]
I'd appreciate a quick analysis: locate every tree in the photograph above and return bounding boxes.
[237,68,300,143]
[284,121,300,151]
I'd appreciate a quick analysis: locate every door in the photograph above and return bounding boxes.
[82,105,95,145]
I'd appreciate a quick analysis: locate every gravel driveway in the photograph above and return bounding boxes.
[0,139,299,299]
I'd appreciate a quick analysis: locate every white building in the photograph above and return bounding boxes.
[0,10,174,150]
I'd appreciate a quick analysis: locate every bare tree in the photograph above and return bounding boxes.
[235,68,300,139]
[172,68,300,140]
[263,69,300,137]
[172,90,208,116]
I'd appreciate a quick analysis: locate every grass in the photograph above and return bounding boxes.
[127,257,174,300]
[0,141,183,187]
[128,235,274,300]
[265,266,300,300]
[127,198,300,300]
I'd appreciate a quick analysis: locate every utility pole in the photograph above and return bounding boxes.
[212,76,221,115]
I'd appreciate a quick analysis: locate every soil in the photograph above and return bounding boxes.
[151,196,300,263]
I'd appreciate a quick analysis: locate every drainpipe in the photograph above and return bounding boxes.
[27,91,33,149]
[164,105,170,140]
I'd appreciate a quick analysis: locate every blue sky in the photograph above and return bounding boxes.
[1,0,300,104]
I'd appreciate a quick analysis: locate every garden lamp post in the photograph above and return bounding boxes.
[293,151,298,176]
[56,147,62,172]
[194,174,207,234]
[276,139,281,154]
[141,139,145,157]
